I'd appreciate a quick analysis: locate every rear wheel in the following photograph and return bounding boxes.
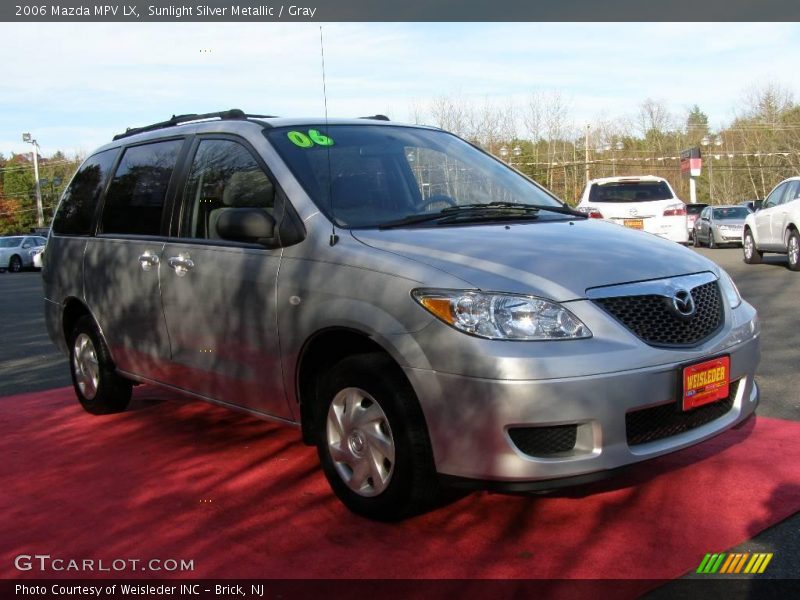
[743,229,762,264]
[315,353,438,520]
[692,230,701,247]
[8,255,22,273]
[69,316,132,415]
[787,230,800,271]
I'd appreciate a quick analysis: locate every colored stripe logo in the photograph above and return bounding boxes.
[696,552,773,574]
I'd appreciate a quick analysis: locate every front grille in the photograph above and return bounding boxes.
[594,281,723,347]
[626,394,735,446]
[508,424,577,457]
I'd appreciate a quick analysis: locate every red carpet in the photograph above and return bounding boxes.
[1,385,799,584]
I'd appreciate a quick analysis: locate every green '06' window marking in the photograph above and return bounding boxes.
[287,129,334,147]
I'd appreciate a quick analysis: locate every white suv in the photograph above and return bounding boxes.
[743,176,800,270]
[577,176,688,243]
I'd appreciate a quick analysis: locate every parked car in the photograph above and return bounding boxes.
[743,176,800,270]
[576,176,689,243]
[0,235,47,272]
[693,205,750,248]
[686,202,709,242]
[43,110,760,520]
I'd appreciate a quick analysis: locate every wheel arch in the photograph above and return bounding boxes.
[61,298,118,367]
[295,327,413,445]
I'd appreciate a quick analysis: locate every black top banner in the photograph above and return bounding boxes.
[3,0,799,22]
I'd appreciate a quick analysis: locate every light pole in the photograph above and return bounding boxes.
[701,134,722,204]
[22,133,44,227]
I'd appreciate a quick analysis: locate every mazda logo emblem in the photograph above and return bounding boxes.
[672,289,696,317]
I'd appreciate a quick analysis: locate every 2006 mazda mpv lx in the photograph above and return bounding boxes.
[44,110,761,520]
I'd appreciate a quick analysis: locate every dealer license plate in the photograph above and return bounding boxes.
[681,356,730,411]
[623,219,644,229]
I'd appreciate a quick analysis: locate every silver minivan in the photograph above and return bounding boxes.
[44,110,761,520]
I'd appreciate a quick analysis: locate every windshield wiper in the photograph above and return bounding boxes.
[377,202,585,230]
[443,202,586,218]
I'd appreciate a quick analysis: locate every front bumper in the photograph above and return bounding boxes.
[405,333,759,483]
[715,228,744,244]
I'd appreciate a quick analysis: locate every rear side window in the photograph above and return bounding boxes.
[589,181,673,203]
[101,140,183,236]
[51,149,118,235]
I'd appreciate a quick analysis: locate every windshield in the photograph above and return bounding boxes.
[0,237,22,248]
[265,125,562,228]
[686,204,707,215]
[588,180,674,203]
[713,206,750,219]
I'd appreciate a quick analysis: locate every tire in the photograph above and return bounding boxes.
[315,353,438,520]
[692,230,701,247]
[787,230,800,271]
[69,315,132,415]
[708,231,717,249]
[743,229,763,264]
[8,255,22,273]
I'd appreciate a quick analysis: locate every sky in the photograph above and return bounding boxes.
[1,22,799,158]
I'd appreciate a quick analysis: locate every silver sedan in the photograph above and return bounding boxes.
[693,205,750,248]
[0,236,47,272]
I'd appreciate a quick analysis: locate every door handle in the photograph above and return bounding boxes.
[138,251,160,272]
[167,254,194,277]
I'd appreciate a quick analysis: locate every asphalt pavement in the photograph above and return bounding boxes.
[1,246,798,585]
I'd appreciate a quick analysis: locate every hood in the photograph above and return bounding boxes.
[352,219,717,301]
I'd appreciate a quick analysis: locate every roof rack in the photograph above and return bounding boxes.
[359,114,390,121]
[112,109,278,141]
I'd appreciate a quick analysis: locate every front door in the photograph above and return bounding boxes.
[757,182,787,248]
[159,137,290,419]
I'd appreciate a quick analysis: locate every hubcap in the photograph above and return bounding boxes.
[326,387,395,497]
[790,236,799,266]
[72,333,100,400]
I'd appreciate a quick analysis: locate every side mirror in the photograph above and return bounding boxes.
[216,208,276,244]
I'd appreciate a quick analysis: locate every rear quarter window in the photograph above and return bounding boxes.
[51,149,119,236]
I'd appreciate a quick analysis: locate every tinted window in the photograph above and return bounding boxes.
[589,181,673,203]
[52,149,118,235]
[686,204,707,215]
[182,139,274,239]
[101,140,182,236]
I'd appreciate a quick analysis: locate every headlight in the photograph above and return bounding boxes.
[29,248,44,257]
[718,270,741,309]
[412,289,592,340]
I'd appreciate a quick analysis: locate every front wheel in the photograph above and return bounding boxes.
[315,354,438,520]
[708,231,717,249]
[8,255,22,273]
[69,316,132,414]
[692,230,701,247]
[787,230,800,271]
[743,229,763,264]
